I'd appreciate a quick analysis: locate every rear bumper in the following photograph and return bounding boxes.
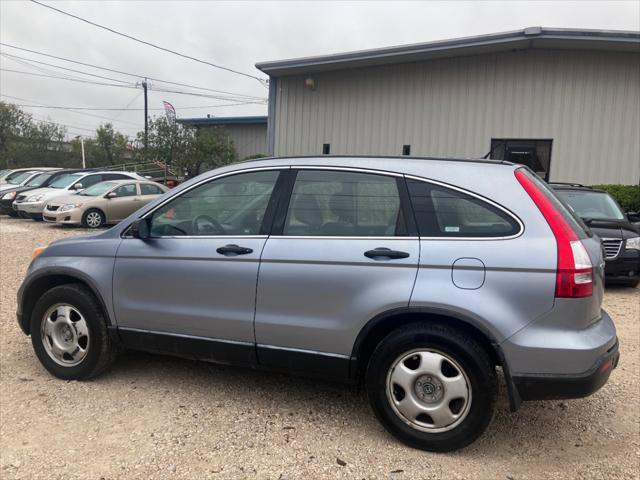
[512,339,619,401]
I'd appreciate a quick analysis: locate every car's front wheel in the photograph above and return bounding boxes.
[30,284,117,380]
[366,323,496,452]
[82,209,106,228]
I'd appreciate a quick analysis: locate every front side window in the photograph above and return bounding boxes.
[283,170,404,237]
[113,184,137,197]
[407,179,520,237]
[148,170,279,237]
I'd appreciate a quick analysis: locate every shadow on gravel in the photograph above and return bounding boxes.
[95,349,590,454]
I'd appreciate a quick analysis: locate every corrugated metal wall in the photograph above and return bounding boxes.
[273,49,640,185]
[207,123,268,160]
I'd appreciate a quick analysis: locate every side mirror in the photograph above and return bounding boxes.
[73,182,83,190]
[130,218,150,239]
[106,191,117,199]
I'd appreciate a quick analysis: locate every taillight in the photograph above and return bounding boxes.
[515,170,593,298]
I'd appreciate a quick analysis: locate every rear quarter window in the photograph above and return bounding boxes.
[407,179,521,238]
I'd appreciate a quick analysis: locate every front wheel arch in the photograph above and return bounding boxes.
[20,272,112,335]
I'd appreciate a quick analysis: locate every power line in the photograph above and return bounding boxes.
[29,0,268,86]
[0,44,266,100]
[7,102,261,111]
[1,67,138,89]
[1,52,132,85]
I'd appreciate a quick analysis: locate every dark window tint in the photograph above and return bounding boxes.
[407,179,520,237]
[140,183,164,195]
[283,170,405,237]
[113,184,137,197]
[80,174,103,188]
[149,170,278,237]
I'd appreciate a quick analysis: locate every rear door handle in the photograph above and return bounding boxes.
[216,244,253,256]
[364,247,410,260]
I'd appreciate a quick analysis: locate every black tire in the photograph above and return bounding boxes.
[30,284,117,380]
[365,323,496,452]
[82,208,106,228]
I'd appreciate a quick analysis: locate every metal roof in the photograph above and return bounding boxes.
[177,116,268,126]
[256,27,640,76]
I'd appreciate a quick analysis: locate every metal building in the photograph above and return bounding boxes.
[177,116,269,160]
[256,27,640,185]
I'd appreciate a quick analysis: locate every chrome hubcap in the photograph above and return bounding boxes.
[40,304,90,366]
[386,349,471,433]
[86,212,101,227]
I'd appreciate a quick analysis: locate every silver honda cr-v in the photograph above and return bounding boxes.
[16,156,619,451]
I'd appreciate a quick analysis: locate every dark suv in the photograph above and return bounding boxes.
[552,183,639,287]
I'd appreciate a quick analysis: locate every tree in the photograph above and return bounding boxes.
[137,117,237,178]
[0,101,68,168]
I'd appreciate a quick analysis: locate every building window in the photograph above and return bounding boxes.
[322,143,330,155]
[402,145,411,156]
[490,139,553,181]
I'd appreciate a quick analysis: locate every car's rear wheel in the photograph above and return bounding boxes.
[366,323,496,452]
[82,209,106,228]
[30,284,117,380]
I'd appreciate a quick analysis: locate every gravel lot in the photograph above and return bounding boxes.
[1,216,638,480]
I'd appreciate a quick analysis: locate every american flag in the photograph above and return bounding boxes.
[162,101,176,126]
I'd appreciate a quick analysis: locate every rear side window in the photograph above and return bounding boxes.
[407,179,520,237]
[283,170,405,237]
[140,183,164,195]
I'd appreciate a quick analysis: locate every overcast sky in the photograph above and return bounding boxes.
[1,0,638,140]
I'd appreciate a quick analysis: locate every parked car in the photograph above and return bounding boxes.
[13,171,144,220]
[0,170,44,193]
[552,183,639,287]
[43,179,168,228]
[17,157,618,452]
[0,167,60,185]
[0,169,87,216]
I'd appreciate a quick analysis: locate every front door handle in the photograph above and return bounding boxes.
[216,244,253,256]
[364,247,410,260]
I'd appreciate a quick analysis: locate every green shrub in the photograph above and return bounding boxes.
[592,184,640,212]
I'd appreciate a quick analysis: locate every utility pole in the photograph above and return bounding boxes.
[142,78,148,152]
[80,137,86,169]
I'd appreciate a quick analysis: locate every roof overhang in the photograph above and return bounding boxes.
[177,116,268,126]
[256,27,640,77]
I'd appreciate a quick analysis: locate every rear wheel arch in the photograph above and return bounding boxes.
[20,271,112,335]
[352,307,522,411]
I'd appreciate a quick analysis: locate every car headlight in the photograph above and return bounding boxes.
[26,194,45,202]
[2,191,16,200]
[626,237,640,250]
[60,203,82,212]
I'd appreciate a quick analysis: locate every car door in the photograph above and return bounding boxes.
[254,168,420,376]
[113,168,282,365]
[105,183,140,222]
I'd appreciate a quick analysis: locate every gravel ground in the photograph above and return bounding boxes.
[1,216,638,480]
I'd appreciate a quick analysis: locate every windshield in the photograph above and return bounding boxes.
[49,173,83,189]
[79,181,117,196]
[556,190,625,221]
[7,171,35,184]
[26,172,54,187]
